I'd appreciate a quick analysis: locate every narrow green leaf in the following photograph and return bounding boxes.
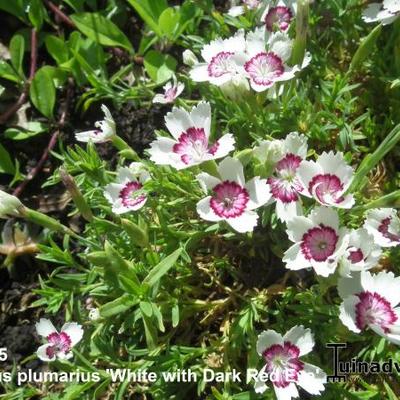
[99,294,137,318]
[45,35,70,64]
[29,66,56,118]
[10,34,25,77]
[139,301,153,318]
[172,303,179,328]
[0,61,21,83]
[70,12,133,52]
[142,248,182,287]
[143,50,177,84]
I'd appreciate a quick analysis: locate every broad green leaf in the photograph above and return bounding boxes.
[45,35,70,64]
[143,50,177,84]
[0,144,15,175]
[4,122,48,141]
[10,34,25,77]
[29,66,56,118]
[139,301,153,318]
[28,0,45,30]
[158,8,180,39]
[70,12,133,52]
[0,0,29,23]
[126,0,167,36]
[99,294,137,318]
[142,248,182,287]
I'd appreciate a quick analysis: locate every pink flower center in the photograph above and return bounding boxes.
[378,217,400,243]
[173,127,217,165]
[208,51,235,78]
[119,181,146,208]
[244,52,284,86]
[210,181,249,218]
[308,174,344,205]
[301,224,338,262]
[268,153,303,203]
[263,342,304,388]
[355,291,397,332]
[46,332,72,358]
[265,6,293,32]
[348,248,364,263]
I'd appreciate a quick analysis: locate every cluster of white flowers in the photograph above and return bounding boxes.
[362,0,400,25]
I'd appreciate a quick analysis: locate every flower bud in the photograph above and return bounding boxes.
[220,74,250,101]
[0,190,25,218]
[182,49,198,67]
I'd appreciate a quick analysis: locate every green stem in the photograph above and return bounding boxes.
[111,136,140,161]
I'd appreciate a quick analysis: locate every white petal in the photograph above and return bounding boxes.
[217,157,246,186]
[245,177,271,210]
[274,382,299,400]
[36,344,56,362]
[283,132,308,159]
[283,325,314,356]
[269,32,293,62]
[363,270,400,306]
[339,295,361,333]
[196,173,221,193]
[227,211,259,233]
[211,133,236,159]
[283,242,310,271]
[309,206,339,231]
[189,63,211,82]
[75,130,108,143]
[190,102,211,137]
[35,318,57,338]
[152,94,168,104]
[256,330,284,355]
[276,200,303,223]
[148,137,182,168]
[196,197,221,222]
[61,322,84,346]
[285,216,314,242]
[228,5,245,16]
[165,107,193,139]
[297,363,327,395]
[311,260,337,277]
[104,183,124,204]
[337,273,362,299]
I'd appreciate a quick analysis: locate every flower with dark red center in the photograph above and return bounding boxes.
[298,151,355,208]
[149,102,235,170]
[244,52,284,87]
[75,104,115,143]
[339,271,400,344]
[364,208,400,248]
[190,30,247,86]
[36,318,83,362]
[265,6,293,32]
[196,157,271,233]
[255,132,308,222]
[283,207,349,277]
[254,326,327,397]
[104,163,150,214]
[338,228,382,276]
[153,76,184,104]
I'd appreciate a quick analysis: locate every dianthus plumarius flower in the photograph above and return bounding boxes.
[362,0,400,25]
[148,102,235,170]
[254,325,327,399]
[189,30,247,86]
[75,104,115,143]
[338,270,400,344]
[255,132,308,222]
[283,206,349,277]
[196,157,271,233]
[262,0,297,32]
[363,208,400,247]
[339,228,382,277]
[152,75,184,104]
[297,151,355,208]
[35,318,83,361]
[244,28,309,92]
[228,0,262,17]
[104,163,150,214]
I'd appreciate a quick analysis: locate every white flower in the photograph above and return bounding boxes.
[196,157,271,233]
[104,163,150,214]
[338,270,400,344]
[228,0,262,17]
[362,0,400,25]
[283,206,349,277]
[338,228,382,277]
[297,151,355,209]
[182,49,198,66]
[75,104,116,143]
[220,73,250,100]
[254,325,327,399]
[35,318,83,362]
[189,30,247,86]
[363,208,400,247]
[244,28,308,92]
[148,102,235,170]
[262,0,297,32]
[0,190,24,218]
[256,132,308,222]
[153,75,184,104]
[88,308,100,321]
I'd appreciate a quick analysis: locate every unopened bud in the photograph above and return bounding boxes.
[0,190,25,218]
[182,49,198,67]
